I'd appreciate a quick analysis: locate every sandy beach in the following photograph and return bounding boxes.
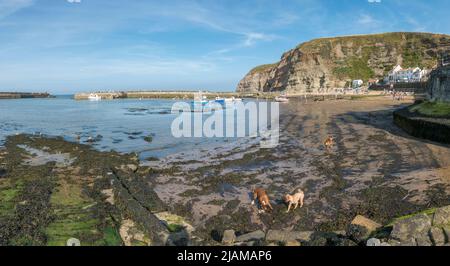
[145,97,450,240]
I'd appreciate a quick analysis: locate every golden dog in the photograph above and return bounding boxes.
[324,136,335,151]
[284,189,305,213]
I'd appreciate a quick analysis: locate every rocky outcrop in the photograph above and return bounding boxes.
[390,214,432,244]
[346,215,382,243]
[237,32,450,93]
[236,64,276,93]
[219,205,450,246]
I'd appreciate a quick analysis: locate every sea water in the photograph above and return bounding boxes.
[0,96,261,160]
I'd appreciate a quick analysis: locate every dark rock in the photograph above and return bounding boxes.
[235,230,265,242]
[169,231,190,246]
[331,237,358,247]
[112,171,170,245]
[390,214,432,242]
[346,224,369,243]
[0,168,6,178]
[143,136,153,143]
[307,236,328,246]
[444,227,450,242]
[432,206,450,226]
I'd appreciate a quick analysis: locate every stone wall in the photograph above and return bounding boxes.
[428,65,450,102]
[393,107,450,144]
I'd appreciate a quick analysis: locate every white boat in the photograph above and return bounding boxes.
[224,98,234,103]
[88,93,101,101]
[233,97,243,102]
[275,95,289,103]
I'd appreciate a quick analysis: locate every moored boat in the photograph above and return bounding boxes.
[275,95,289,103]
[88,93,101,101]
[215,97,225,104]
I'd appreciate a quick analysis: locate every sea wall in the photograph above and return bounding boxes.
[0,92,52,99]
[74,91,256,100]
[428,65,450,102]
[393,107,450,144]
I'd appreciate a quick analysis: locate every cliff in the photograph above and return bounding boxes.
[237,32,450,93]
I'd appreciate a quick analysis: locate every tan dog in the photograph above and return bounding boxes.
[251,188,273,212]
[324,136,335,151]
[284,189,305,213]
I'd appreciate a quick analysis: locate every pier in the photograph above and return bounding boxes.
[0,92,52,99]
[74,91,256,100]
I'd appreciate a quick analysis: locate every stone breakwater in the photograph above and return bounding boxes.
[0,92,52,99]
[74,91,255,100]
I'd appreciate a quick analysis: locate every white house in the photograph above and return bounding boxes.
[385,65,427,84]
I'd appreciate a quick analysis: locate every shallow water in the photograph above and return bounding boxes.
[0,96,256,159]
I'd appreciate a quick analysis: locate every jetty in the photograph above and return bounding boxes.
[74,91,256,100]
[0,92,52,99]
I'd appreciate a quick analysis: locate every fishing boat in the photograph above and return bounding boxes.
[214,97,225,104]
[88,93,101,101]
[275,95,289,103]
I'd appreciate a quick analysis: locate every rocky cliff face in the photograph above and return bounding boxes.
[237,32,450,93]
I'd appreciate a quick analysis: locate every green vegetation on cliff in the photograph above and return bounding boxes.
[238,32,450,93]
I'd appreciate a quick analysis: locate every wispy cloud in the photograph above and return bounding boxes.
[0,0,34,19]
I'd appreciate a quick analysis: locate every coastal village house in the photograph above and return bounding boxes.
[384,65,427,84]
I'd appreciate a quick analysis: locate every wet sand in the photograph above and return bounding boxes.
[147,97,450,239]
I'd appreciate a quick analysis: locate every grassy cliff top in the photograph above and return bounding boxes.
[248,63,277,74]
[247,32,450,77]
[297,32,450,51]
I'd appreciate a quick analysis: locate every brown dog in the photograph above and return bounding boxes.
[324,136,335,151]
[251,188,273,212]
[284,189,305,213]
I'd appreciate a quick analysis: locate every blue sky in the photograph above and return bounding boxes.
[0,0,449,93]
